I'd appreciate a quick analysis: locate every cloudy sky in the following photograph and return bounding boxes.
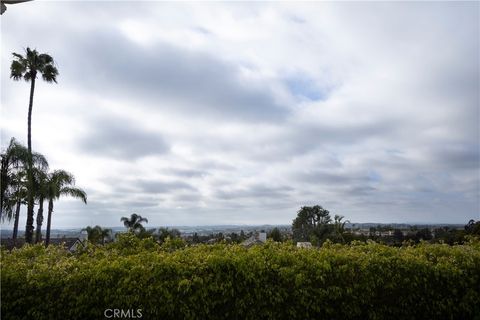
[1,1,479,228]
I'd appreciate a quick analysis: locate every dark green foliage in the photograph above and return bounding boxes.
[268,227,282,242]
[466,220,480,235]
[292,205,345,245]
[157,227,181,243]
[82,225,112,244]
[121,213,149,232]
[2,237,479,320]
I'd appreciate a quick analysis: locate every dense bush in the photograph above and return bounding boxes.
[2,235,479,320]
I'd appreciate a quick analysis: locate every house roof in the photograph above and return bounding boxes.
[48,238,84,250]
[1,238,84,251]
[0,238,26,251]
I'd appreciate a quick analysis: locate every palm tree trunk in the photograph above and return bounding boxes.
[25,76,36,244]
[35,196,44,243]
[45,198,53,246]
[12,200,21,241]
[0,157,7,220]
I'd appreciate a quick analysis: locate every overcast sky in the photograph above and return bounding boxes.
[1,1,479,228]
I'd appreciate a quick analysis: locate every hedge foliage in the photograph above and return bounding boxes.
[2,235,480,320]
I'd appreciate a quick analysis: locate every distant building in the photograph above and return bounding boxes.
[297,242,312,248]
[49,238,85,252]
[206,238,218,244]
[241,232,267,247]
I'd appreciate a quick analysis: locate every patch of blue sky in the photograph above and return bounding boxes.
[285,74,329,102]
[367,170,382,182]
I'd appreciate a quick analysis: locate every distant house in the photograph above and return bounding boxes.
[1,239,26,251]
[49,238,85,252]
[1,237,85,252]
[297,242,312,248]
[206,238,218,244]
[241,232,267,247]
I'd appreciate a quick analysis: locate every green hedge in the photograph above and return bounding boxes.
[2,236,480,320]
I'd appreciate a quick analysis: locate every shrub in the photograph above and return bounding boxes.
[1,240,479,319]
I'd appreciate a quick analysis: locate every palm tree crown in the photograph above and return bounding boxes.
[10,48,58,83]
[121,213,149,233]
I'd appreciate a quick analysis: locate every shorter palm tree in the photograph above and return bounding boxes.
[34,167,49,243]
[82,225,112,245]
[44,170,87,246]
[121,213,148,233]
[1,138,47,241]
[333,214,350,243]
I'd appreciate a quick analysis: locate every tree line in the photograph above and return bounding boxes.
[291,205,480,246]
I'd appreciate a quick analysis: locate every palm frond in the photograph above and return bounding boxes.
[59,187,87,204]
[51,170,75,186]
[11,52,24,60]
[38,53,54,64]
[41,64,58,83]
[10,60,26,80]
[32,152,49,170]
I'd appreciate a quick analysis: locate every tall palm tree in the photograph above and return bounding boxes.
[10,48,58,243]
[44,170,87,246]
[121,213,148,233]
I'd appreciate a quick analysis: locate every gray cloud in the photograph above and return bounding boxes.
[61,31,289,123]
[136,180,196,194]
[215,184,294,201]
[79,115,169,159]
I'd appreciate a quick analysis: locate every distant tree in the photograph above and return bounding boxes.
[228,232,240,243]
[10,48,58,243]
[138,227,157,239]
[192,232,200,244]
[99,227,112,244]
[157,227,181,243]
[292,209,310,242]
[83,226,112,245]
[269,227,282,242]
[121,213,148,233]
[240,230,246,240]
[415,228,433,241]
[332,215,350,243]
[393,229,404,243]
[82,226,101,244]
[292,205,334,244]
[465,219,480,235]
